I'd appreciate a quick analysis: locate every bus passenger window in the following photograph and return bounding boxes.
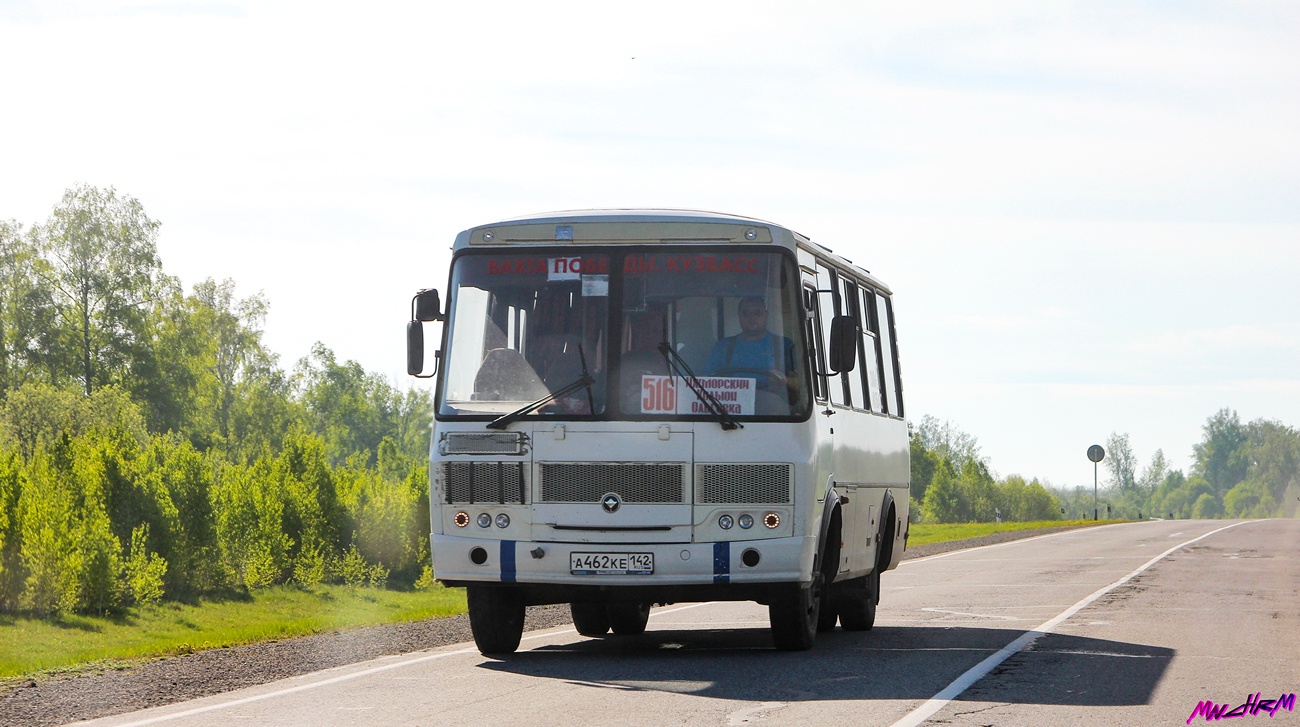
[861,287,884,414]
[842,279,865,410]
[876,292,899,417]
[883,295,904,417]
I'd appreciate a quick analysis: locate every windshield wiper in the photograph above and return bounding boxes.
[487,345,595,430]
[656,341,742,431]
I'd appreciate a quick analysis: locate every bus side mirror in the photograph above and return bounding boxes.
[407,320,425,376]
[828,315,857,373]
[413,289,443,322]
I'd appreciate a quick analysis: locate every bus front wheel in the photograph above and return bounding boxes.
[467,585,525,655]
[769,582,820,650]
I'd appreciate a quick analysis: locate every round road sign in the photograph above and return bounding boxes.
[1087,444,1105,463]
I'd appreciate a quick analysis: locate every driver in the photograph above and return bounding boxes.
[703,297,797,394]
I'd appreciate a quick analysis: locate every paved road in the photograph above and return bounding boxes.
[75,519,1299,727]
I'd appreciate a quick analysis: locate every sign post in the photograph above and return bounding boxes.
[1087,444,1105,520]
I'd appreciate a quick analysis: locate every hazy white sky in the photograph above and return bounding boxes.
[2,0,1297,489]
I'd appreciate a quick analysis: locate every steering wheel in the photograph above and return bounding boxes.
[714,367,786,392]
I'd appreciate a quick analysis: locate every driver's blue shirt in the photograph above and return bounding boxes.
[703,332,796,386]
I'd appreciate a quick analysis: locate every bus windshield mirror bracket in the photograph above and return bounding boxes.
[656,341,742,431]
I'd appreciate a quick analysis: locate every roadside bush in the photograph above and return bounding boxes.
[123,524,166,606]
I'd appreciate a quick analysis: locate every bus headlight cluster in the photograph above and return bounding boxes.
[456,511,512,529]
[716,512,780,530]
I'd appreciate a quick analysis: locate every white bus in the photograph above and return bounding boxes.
[406,210,909,653]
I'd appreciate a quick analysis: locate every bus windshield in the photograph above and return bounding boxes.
[438,250,811,420]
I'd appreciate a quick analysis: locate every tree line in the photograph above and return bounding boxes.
[910,409,1300,524]
[0,185,435,614]
[908,415,1062,523]
[1059,408,1300,521]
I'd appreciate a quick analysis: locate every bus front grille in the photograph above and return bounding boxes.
[539,463,686,504]
[696,464,792,504]
[443,462,528,504]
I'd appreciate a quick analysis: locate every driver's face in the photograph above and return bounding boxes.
[739,301,767,334]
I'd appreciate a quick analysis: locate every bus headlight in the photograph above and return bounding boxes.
[477,513,491,528]
[718,514,734,530]
[763,512,781,529]
[454,512,470,527]
[738,514,754,529]
[495,513,511,529]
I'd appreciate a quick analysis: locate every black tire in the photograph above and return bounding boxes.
[817,588,839,632]
[838,569,877,632]
[769,582,820,651]
[467,585,525,655]
[571,602,611,636]
[607,602,651,635]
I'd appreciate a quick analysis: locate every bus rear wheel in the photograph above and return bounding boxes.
[467,585,525,655]
[817,591,839,632]
[608,603,651,635]
[769,583,820,651]
[571,602,611,636]
[838,569,878,631]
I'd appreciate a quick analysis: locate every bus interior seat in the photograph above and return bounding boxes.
[473,348,548,401]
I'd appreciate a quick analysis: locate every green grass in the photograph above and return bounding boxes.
[0,584,467,681]
[908,519,1119,547]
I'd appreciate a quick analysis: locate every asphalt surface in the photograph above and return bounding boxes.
[69,519,1300,726]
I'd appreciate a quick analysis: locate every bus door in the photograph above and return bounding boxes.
[808,262,841,567]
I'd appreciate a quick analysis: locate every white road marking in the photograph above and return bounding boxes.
[886,520,1256,727]
[920,608,1019,620]
[1168,532,1185,537]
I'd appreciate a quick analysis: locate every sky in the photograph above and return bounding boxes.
[2,0,1297,490]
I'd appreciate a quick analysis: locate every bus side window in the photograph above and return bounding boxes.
[883,295,904,417]
[804,285,827,401]
[858,286,883,413]
[863,288,889,415]
[876,292,900,417]
[842,278,865,410]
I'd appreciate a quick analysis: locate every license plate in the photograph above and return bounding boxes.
[570,552,654,575]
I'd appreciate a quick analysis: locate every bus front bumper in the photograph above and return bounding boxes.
[430,533,816,587]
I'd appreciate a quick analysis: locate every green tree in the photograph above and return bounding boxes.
[914,415,985,473]
[908,427,942,514]
[0,221,60,393]
[920,467,961,523]
[1193,408,1250,492]
[192,279,270,444]
[1191,492,1222,519]
[122,523,167,606]
[37,185,164,396]
[1138,449,1168,493]
[1104,432,1138,491]
[297,343,432,465]
[1241,419,1299,509]
[0,446,22,607]
[1000,475,1061,521]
